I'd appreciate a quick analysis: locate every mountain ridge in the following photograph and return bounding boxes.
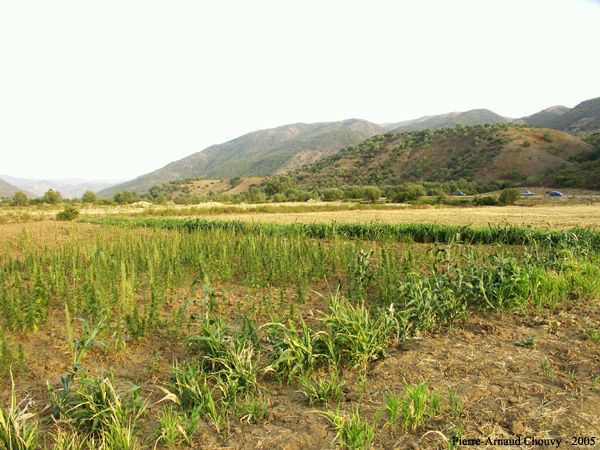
[0,177,31,197]
[99,119,383,195]
[92,96,600,196]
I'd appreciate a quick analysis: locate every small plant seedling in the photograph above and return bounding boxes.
[540,359,554,381]
[300,370,345,406]
[515,336,536,348]
[584,328,600,344]
[319,407,375,450]
[383,393,402,425]
[448,389,463,418]
[591,375,600,390]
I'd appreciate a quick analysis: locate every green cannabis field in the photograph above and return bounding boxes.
[1,218,599,449]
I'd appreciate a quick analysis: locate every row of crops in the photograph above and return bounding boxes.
[84,216,600,249]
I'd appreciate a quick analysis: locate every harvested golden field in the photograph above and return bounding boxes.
[2,202,600,230]
[201,204,600,229]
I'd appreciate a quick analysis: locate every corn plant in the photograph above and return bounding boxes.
[167,361,228,434]
[447,389,462,419]
[153,406,198,448]
[0,372,40,450]
[400,382,441,431]
[49,315,106,418]
[322,293,396,368]
[265,319,326,380]
[299,370,345,406]
[320,407,376,450]
[383,392,402,425]
[540,359,554,381]
[232,394,269,424]
[51,373,144,449]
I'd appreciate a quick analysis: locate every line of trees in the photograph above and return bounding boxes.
[4,178,524,208]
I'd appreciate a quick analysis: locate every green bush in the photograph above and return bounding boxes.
[363,186,381,203]
[43,189,62,204]
[321,188,345,201]
[474,196,498,206]
[388,182,426,203]
[11,192,28,206]
[498,189,519,205]
[81,191,97,203]
[56,206,80,221]
[113,190,137,205]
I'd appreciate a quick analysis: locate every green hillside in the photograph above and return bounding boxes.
[542,132,600,189]
[99,96,600,198]
[99,119,382,196]
[293,124,593,189]
[525,97,600,134]
[385,109,509,133]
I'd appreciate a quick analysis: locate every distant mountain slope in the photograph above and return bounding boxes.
[1,175,120,198]
[99,119,382,195]
[524,97,600,134]
[524,105,569,128]
[293,124,593,189]
[0,178,28,197]
[384,109,509,132]
[99,96,600,197]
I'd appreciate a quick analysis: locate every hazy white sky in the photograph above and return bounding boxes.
[1,0,599,180]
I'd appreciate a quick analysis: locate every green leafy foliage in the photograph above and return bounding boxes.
[56,206,80,221]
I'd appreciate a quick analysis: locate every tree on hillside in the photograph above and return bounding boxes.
[11,191,28,206]
[229,177,242,189]
[43,189,62,204]
[81,190,97,203]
